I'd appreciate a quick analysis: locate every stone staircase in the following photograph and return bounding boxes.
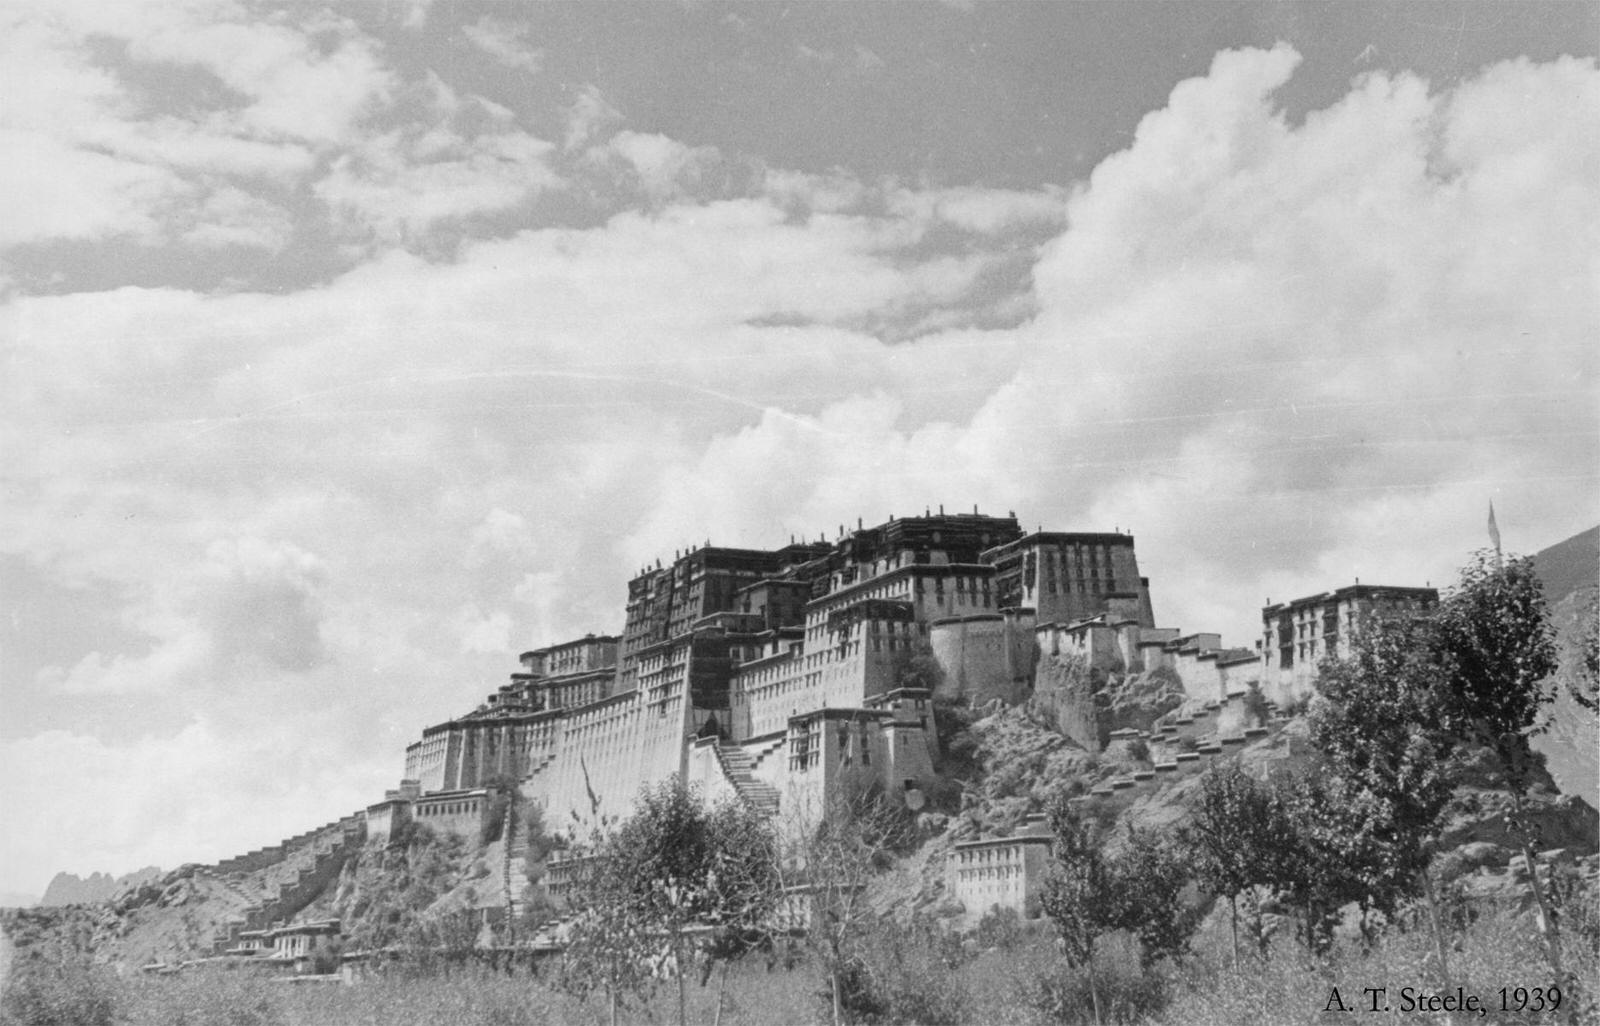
[211,814,364,954]
[714,742,781,816]
[504,802,530,929]
[745,732,789,775]
[1080,693,1285,803]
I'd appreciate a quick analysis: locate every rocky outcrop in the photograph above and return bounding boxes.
[1029,654,1185,753]
[38,867,162,908]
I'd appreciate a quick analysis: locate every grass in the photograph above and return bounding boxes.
[1157,906,1598,1026]
[4,903,1595,1025]
[3,955,818,1026]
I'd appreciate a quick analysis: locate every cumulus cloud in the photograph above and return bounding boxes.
[463,16,542,72]
[35,537,328,694]
[615,47,1600,646]
[317,124,561,241]
[562,85,623,152]
[3,42,1594,899]
[0,2,377,251]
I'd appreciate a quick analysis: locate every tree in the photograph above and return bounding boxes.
[1039,799,1120,1026]
[1309,612,1459,971]
[560,780,782,1026]
[1274,772,1394,955]
[1430,551,1563,979]
[1106,824,1202,969]
[1182,762,1293,967]
[786,785,914,1026]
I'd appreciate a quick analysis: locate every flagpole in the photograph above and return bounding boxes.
[1488,501,1503,570]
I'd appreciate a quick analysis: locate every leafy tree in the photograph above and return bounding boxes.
[1181,762,1292,967]
[1040,802,1200,1021]
[1039,800,1119,1026]
[1274,772,1391,954]
[787,786,914,1026]
[1105,825,1202,969]
[1309,612,1459,970]
[1430,551,1563,978]
[560,780,781,1026]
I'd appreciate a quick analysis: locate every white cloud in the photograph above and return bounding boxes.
[0,130,181,246]
[454,604,513,655]
[2,43,1594,904]
[181,186,295,250]
[0,2,384,251]
[562,85,622,152]
[592,130,723,203]
[317,125,561,241]
[34,537,329,695]
[462,16,542,72]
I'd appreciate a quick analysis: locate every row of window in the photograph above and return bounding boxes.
[418,800,480,817]
[956,866,1026,882]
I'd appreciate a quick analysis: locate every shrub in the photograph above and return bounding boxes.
[974,906,1027,952]
[825,917,970,1025]
[1241,685,1270,726]
[1028,933,1169,1025]
[0,955,119,1026]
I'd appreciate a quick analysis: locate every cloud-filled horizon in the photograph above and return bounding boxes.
[2,1,1596,901]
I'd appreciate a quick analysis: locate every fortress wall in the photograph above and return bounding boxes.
[930,616,1018,704]
[517,716,562,770]
[406,735,448,793]
[364,801,406,847]
[1037,621,1125,675]
[413,790,488,842]
[1217,655,1260,698]
[1170,649,1223,703]
[732,650,807,740]
[1005,609,1038,690]
[532,681,692,838]
[883,720,936,790]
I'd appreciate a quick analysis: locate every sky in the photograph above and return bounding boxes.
[2,1,1596,903]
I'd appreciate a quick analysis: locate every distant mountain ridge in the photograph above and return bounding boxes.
[1531,525,1599,609]
[38,867,162,908]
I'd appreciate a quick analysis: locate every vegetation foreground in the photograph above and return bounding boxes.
[3,903,1596,1026]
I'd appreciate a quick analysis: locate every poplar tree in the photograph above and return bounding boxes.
[1184,762,1294,967]
[560,780,781,1026]
[1430,551,1563,979]
[1039,802,1116,1026]
[1309,612,1458,969]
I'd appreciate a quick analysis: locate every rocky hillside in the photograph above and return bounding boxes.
[1530,525,1599,808]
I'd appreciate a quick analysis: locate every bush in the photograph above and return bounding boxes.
[0,955,119,1026]
[1006,933,1169,1025]
[974,906,1027,952]
[826,918,971,1025]
[1242,685,1270,726]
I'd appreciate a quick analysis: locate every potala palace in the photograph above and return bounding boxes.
[363,510,1435,906]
